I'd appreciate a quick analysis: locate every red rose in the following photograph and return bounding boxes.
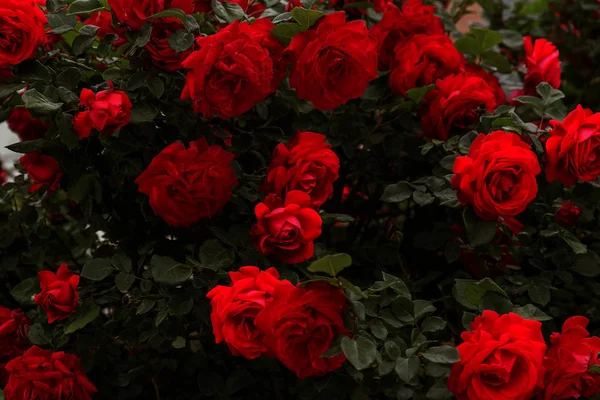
[83,11,128,48]
[107,0,194,30]
[464,64,507,106]
[19,151,63,193]
[451,131,541,220]
[546,105,600,187]
[34,264,80,323]
[0,162,6,184]
[7,107,48,142]
[0,0,47,68]
[73,84,132,139]
[135,137,238,227]
[251,191,322,264]
[181,20,284,119]
[206,266,294,359]
[255,282,348,379]
[420,74,498,141]
[541,316,600,400]
[146,18,193,72]
[286,12,377,111]
[389,34,465,95]
[4,346,97,400]
[523,36,561,96]
[448,310,546,400]
[0,307,30,386]
[555,201,582,226]
[262,132,340,209]
[370,0,445,70]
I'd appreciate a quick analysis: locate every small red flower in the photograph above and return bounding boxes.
[0,307,30,386]
[555,201,582,226]
[7,107,48,142]
[523,36,561,96]
[34,264,80,323]
[73,84,132,139]
[19,152,63,193]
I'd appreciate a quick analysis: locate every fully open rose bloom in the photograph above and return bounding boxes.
[286,12,377,111]
[389,34,465,95]
[19,151,63,193]
[451,131,541,220]
[370,0,445,71]
[0,0,47,68]
[106,0,194,30]
[146,18,193,72]
[181,19,283,119]
[545,105,600,187]
[4,346,97,400]
[420,74,498,141]
[0,307,30,385]
[523,36,561,96]
[7,108,48,142]
[135,137,237,227]
[540,316,600,400]
[206,267,294,360]
[34,264,80,323]
[73,84,132,139]
[464,64,506,106]
[251,191,322,264]
[448,311,546,400]
[255,282,348,379]
[262,132,340,209]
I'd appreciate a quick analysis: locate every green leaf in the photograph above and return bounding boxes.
[444,241,461,264]
[536,82,565,106]
[291,7,325,29]
[55,112,79,149]
[513,304,552,321]
[341,336,377,370]
[370,322,388,340]
[413,300,436,321]
[559,230,587,255]
[151,255,192,285]
[471,28,503,52]
[572,252,600,277]
[481,51,512,74]
[130,103,158,124]
[395,357,420,383]
[499,29,523,49]
[10,277,38,305]
[137,299,156,315]
[115,272,135,292]
[413,190,435,206]
[79,24,99,36]
[406,84,435,104]
[426,380,452,400]
[307,253,352,276]
[150,8,187,20]
[465,278,508,307]
[67,0,104,14]
[0,83,26,100]
[172,336,186,349]
[463,208,497,247]
[111,250,132,273]
[102,67,121,81]
[422,346,460,364]
[135,23,153,47]
[28,323,51,345]
[590,364,600,375]
[380,182,414,203]
[127,71,147,91]
[148,77,165,99]
[0,388,5,400]
[320,213,355,223]
[168,30,194,53]
[72,35,95,55]
[168,296,193,316]
[528,285,550,306]
[64,299,100,334]
[47,11,77,29]
[81,258,114,281]
[422,316,447,332]
[213,0,246,23]
[22,90,63,113]
[198,239,236,270]
[270,23,302,45]
[68,173,96,203]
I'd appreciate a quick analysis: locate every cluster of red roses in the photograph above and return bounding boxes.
[0,265,96,399]
[206,266,348,378]
[451,105,600,223]
[449,310,600,400]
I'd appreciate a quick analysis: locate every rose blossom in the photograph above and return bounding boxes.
[251,191,322,264]
[0,307,30,385]
[73,84,132,139]
[146,18,193,72]
[555,201,582,226]
[261,132,340,209]
[451,131,541,220]
[7,107,48,142]
[523,36,561,96]
[34,264,80,323]
[19,152,63,193]
[464,64,507,106]
[0,0,47,68]
[106,0,195,30]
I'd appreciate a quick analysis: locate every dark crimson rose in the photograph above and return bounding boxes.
[251,191,322,264]
[83,11,128,48]
[420,74,498,141]
[73,84,132,139]
[0,162,6,184]
[546,105,600,187]
[146,18,193,72]
[448,311,546,400]
[0,307,30,386]
[389,34,465,95]
[135,137,237,227]
[464,64,507,106]
[370,0,445,70]
[541,316,600,400]
[255,282,348,379]
[286,12,377,111]
[451,131,541,220]
[555,201,582,226]
[0,0,47,68]
[4,346,97,400]
[181,20,284,119]
[19,152,63,193]
[261,132,340,209]
[34,264,80,323]
[107,0,194,30]
[206,266,294,359]
[7,107,48,142]
[523,36,561,96]
[285,0,303,11]
[194,0,211,12]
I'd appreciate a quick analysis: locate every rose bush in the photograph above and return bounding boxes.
[0,0,599,399]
